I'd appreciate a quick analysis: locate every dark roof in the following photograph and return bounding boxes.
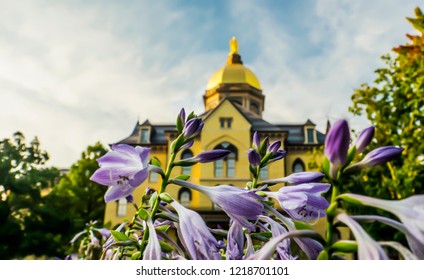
[117,100,325,146]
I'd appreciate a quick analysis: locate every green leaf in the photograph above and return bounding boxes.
[176,115,183,134]
[151,157,162,168]
[172,174,191,181]
[131,251,141,260]
[159,192,174,204]
[317,250,329,260]
[137,208,150,220]
[110,230,131,242]
[331,240,358,253]
[293,220,314,231]
[159,240,174,253]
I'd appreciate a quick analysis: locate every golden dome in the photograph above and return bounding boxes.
[206,37,261,91]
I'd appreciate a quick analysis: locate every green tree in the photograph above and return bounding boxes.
[0,132,60,258]
[349,7,424,200]
[54,142,108,229]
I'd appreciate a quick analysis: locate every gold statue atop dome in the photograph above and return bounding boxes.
[229,36,238,54]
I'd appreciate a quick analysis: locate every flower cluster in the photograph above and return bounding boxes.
[69,109,422,260]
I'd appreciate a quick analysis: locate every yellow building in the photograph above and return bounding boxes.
[104,37,325,226]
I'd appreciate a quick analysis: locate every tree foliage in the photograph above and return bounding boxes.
[349,7,424,200]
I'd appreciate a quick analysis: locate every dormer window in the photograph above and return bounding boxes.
[141,128,149,143]
[307,128,314,143]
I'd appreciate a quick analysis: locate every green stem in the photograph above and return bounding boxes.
[139,151,177,256]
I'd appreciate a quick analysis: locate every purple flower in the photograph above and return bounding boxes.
[252,131,260,150]
[346,146,403,172]
[179,108,186,126]
[338,193,424,250]
[143,218,161,260]
[90,144,150,202]
[247,149,261,167]
[324,119,350,178]
[352,215,423,259]
[269,207,324,259]
[226,220,245,260]
[177,149,230,165]
[260,216,294,260]
[183,118,204,139]
[170,200,222,260]
[353,126,375,154]
[173,180,264,231]
[325,119,350,165]
[336,212,388,260]
[261,172,324,185]
[267,140,281,153]
[265,183,330,222]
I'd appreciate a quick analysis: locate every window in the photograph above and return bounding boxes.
[214,159,223,177]
[250,102,260,114]
[293,159,305,173]
[306,128,315,143]
[227,153,235,177]
[213,142,237,178]
[149,172,158,183]
[260,165,268,179]
[117,198,127,217]
[181,150,193,175]
[178,188,191,207]
[141,129,149,143]
[219,118,233,129]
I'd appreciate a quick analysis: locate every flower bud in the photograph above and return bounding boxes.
[252,131,260,150]
[247,148,261,167]
[183,118,204,139]
[353,126,375,154]
[324,119,350,166]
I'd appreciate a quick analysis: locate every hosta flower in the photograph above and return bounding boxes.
[261,172,324,185]
[336,212,388,260]
[345,146,403,172]
[265,183,330,222]
[173,180,264,231]
[260,216,294,260]
[353,126,374,154]
[90,144,150,202]
[183,118,204,139]
[324,119,350,178]
[338,193,424,250]
[143,218,161,260]
[267,206,324,259]
[247,148,261,167]
[176,149,230,165]
[171,200,222,260]
[226,220,245,260]
[352,215,423,259]
[252,131,260,150]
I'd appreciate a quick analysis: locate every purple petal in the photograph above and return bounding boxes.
[104,185,134,202]
[135,146,151,166]
[353,126,375,153]
[252,131,260,150]
[267,141,281,153]
[248,149,261,167]
[324,119,350,165]
[129,168,149,187]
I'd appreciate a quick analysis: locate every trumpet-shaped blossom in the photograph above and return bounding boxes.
[260,216,294,260]
[173,180,264,231]
[266,183,330,222]
[143,218,162,260]
[90,144,150,202]
[338,193,424,249]
[345,146,403,172]
[247,149,261,167]
[353,126,375,154]
[170,200,222,260]
[226,220,245,260]
[268,207,324,259]
[352,215,423,259]
[336,212,388,260]
[261,172,324,185]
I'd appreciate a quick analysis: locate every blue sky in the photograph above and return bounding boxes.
[0,0,421,167]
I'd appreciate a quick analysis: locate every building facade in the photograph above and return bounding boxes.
[104,37,325,226]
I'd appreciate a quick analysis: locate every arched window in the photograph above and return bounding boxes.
[292,158,305,173]
[178,188,192,207]
[181,150,193,175]
[213,142,237,177]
